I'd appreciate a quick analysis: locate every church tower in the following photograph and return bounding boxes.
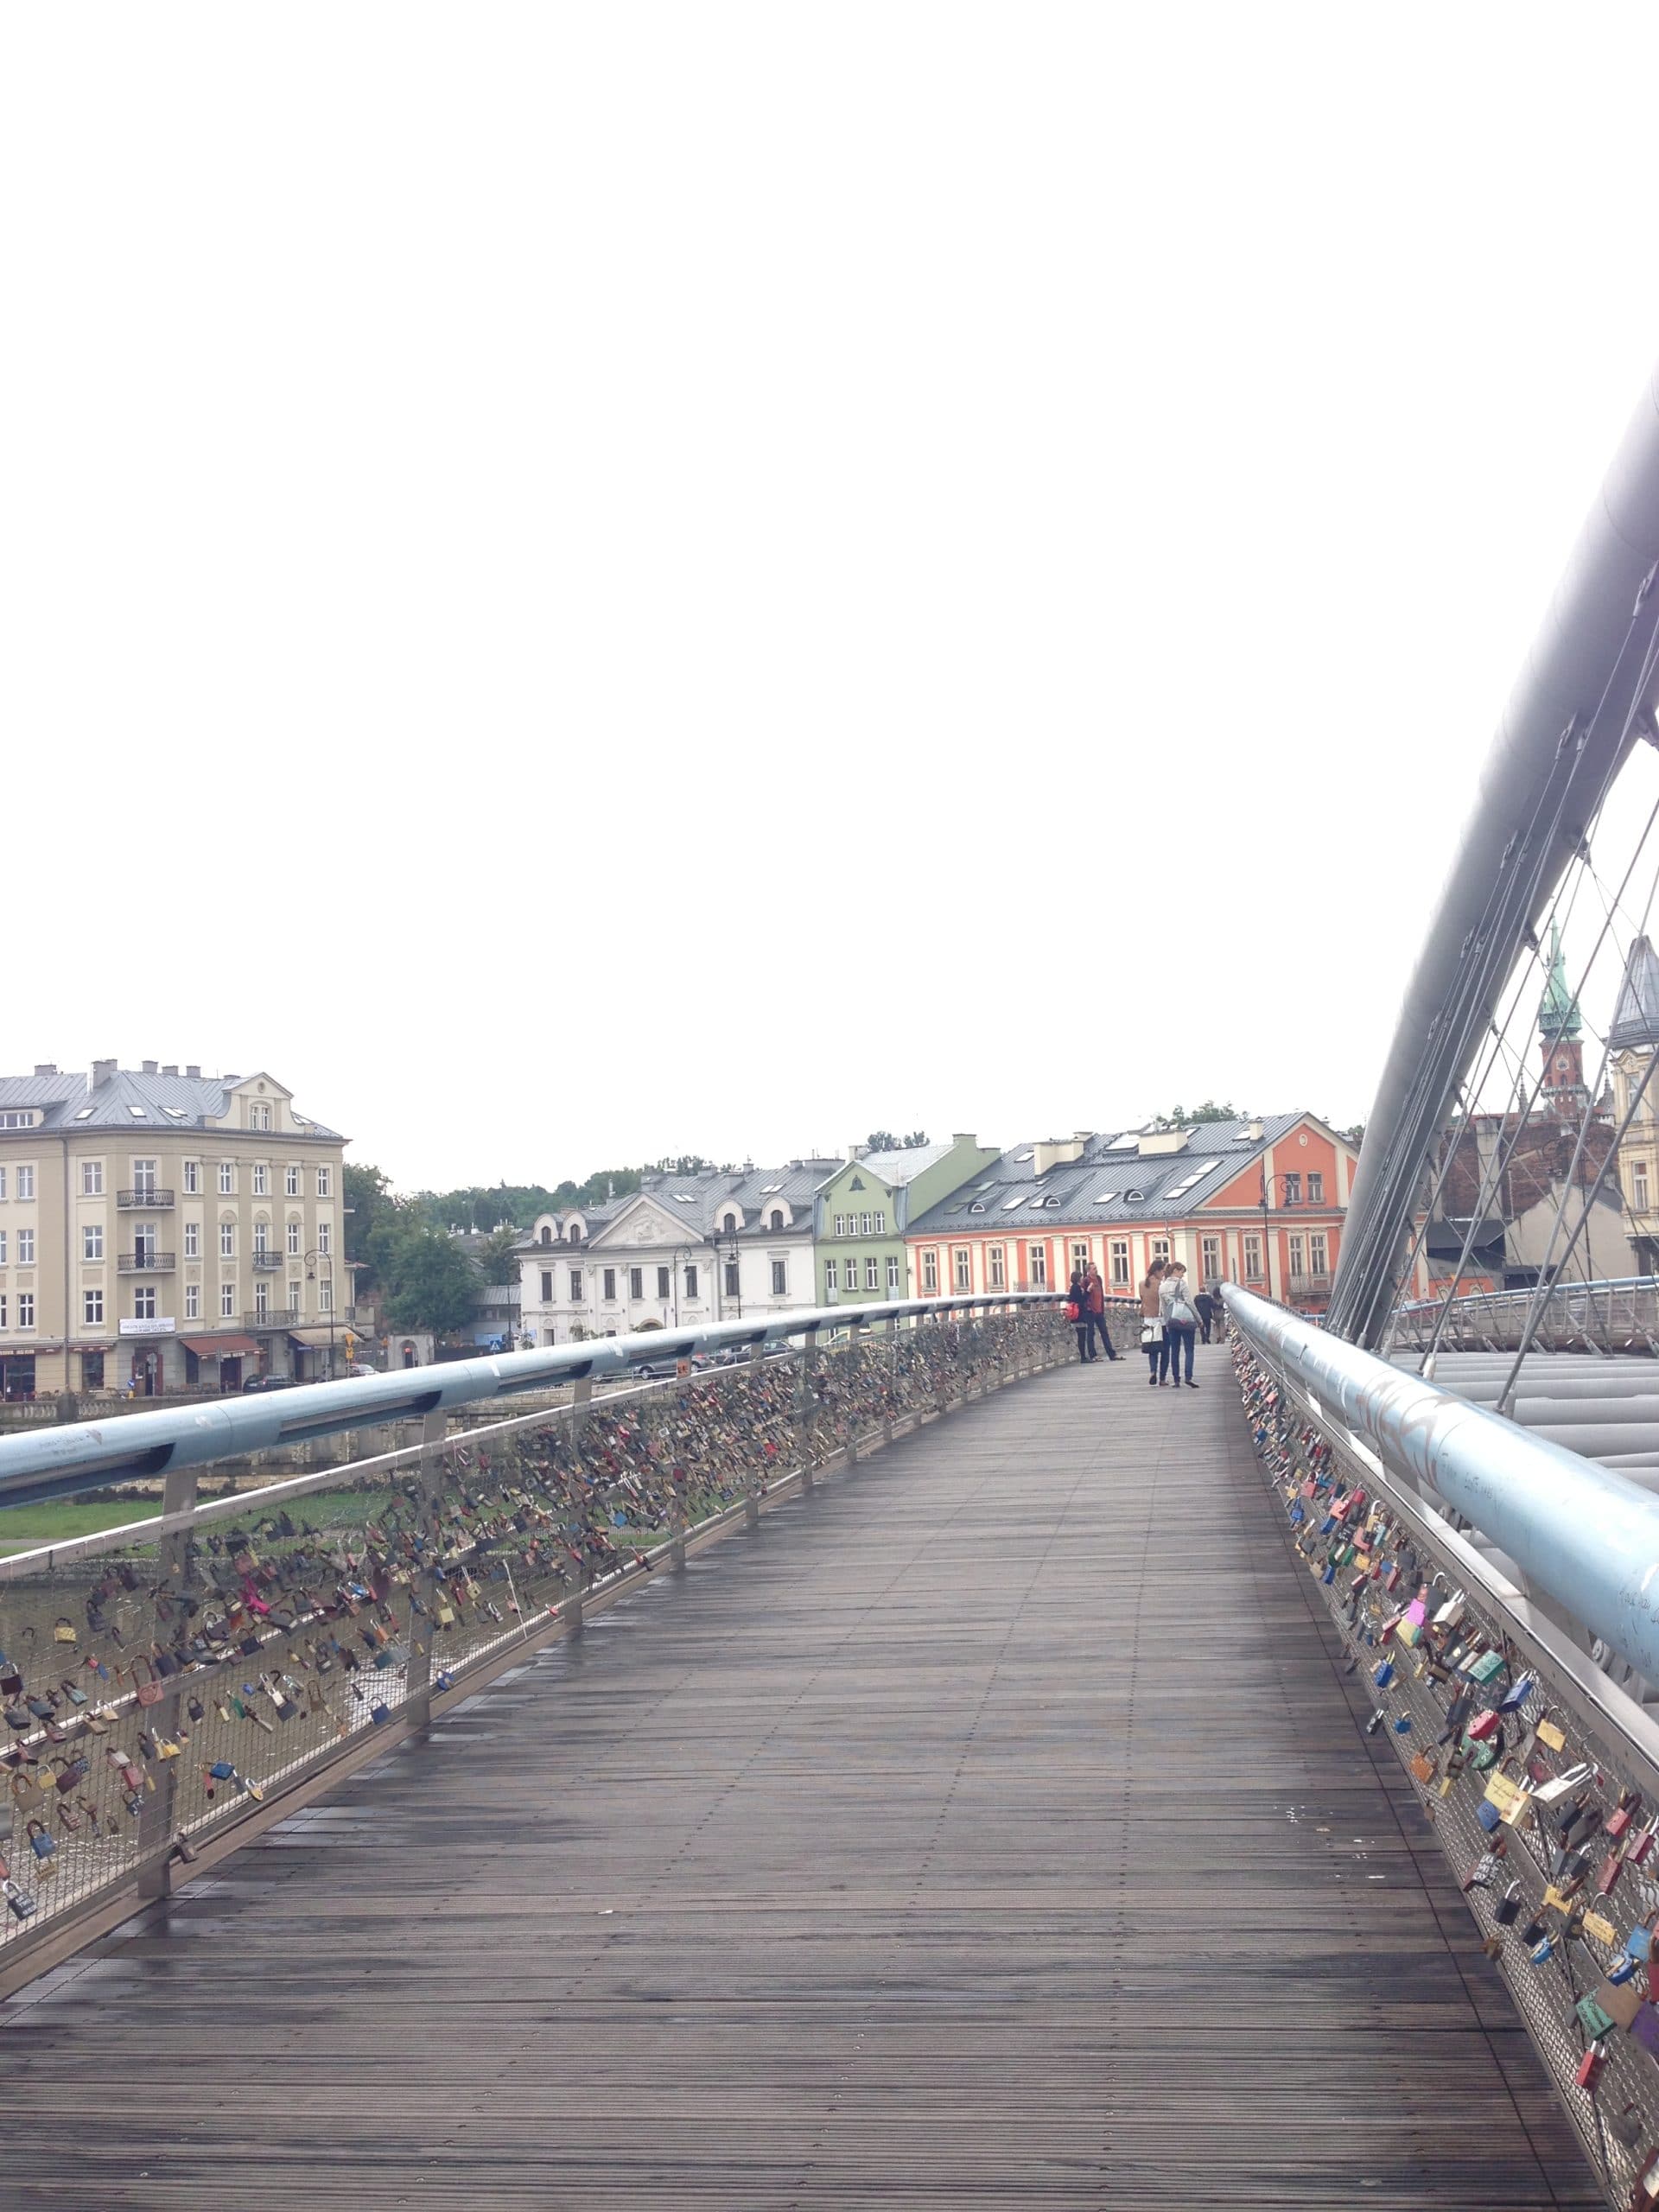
[1538,922,1588,1122]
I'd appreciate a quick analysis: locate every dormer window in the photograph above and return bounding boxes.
[568,1224,582,1247]
[769,1209,784,1231]
[722,1212,739,1233]
[539,1225,553,1247]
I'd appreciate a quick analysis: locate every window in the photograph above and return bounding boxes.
[218,1162,234,1195]
[284,1166,300,1198]
[287,1219,301,1255]
[184,1283,200,1320]
[0,1167,7,1198]
[865,1256,880,1291]
[769,1210,784,1232]
[540,1225,553,1246]
[83,1225,103,1262]
[181,1221,199,1260]
[220,1281,236,1318]
[1636,1163,1652,1212]
[722,1212,739,1234]
[1281,1173,1301,1205]
[724,1259,740,1297]
[569,1268,583,1301]
[1110,1239,1130,1287]
[83,1289,103,1325]
[1029,1243,1047,1287]
[887,1254,900,1292]
[252,1221,270,1257]
[629,1267,644,1300]
[921,1249,938,1293]
[1244,1232,1264,1281]
[684,1265,699,1300]
[132,1287,156,1320]
[772,1259,788,1296]
[318,1280,333,1313]
[952,1248,971,1292]
[183,1160,200,1195]
[874,1211,887,1234]
[0,1111,35,1129]
[16,1293,34,1330]
[1310,1232,1329,1275]
[250,1103,271,1131]
[316,1221,332,1256]
[0,1295,7,1328]
[1288,1234,1306,1279]
[252,1164,269,1196]
[80,1160,104,1196]
[219,1221,235,1259]
[16,1230,33,1265]
[540,1269,554,1303]
[316,1166,332,1198]
[825,1258,839,1292]
[254,1281,270,1319]
[833,1214,845,1237]
[602,1268,617,1301]
[656,1266,670,1299]
[1151,1238,1171,1265]
[81,1352,104,1389]
[855,1211,865,1236]
[988,1245,1006,1288]
[287,1281,301,1315]
[16,1166,33,1201]
[568,1224,582,1247]
[0,1231,7,1263]
[1200,1236,1221,1283]
[1307,1172,1324,1204]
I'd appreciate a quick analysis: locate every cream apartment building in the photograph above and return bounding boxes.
[0,1060,348,1399]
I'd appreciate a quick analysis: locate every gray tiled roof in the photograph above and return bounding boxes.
[647,1160,842,1238]
[855,1140,955,1187]
[907,1116,1311,1236]
[0,1065,343,1140]
[1611,936,1659,1052]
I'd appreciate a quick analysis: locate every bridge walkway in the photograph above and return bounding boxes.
[3,1340,1598,2208]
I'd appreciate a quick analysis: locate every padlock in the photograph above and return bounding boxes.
[25,1819,54,1862]
[2,1878,36,1922]
[1576,2044,1604,2090]
[1495,1882,1523,1926]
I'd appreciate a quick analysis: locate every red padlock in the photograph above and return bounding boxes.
[1578,2045,1604,2090]
[1467,1709,1501,1743]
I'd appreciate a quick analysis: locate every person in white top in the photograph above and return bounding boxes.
[1160,1262,1200,1389]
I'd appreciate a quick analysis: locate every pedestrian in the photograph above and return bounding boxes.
[1068,1268,1091,1362]
[1192,1286,1214,1344]
[1161,1261,1199,1388]
[1210,1281,1228,1340]
[1139,1259,1167,1385]
[1083,1261,1119,1361]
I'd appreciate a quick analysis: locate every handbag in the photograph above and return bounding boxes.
[1141,1319,1164,1345]
[1063,1302,1080,1324]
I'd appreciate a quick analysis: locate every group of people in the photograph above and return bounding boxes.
[1067,1258,1224,1382]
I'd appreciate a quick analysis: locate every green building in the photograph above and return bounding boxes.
[814,1135,1001,1306]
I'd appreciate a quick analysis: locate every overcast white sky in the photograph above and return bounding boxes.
[8,7,1659,1191]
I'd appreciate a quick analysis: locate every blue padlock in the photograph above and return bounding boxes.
[370,1701,391,1726]
[1394,1716,1412,1734]
[1374,1661,1395,1688]
[1530,1936,1554,1964]
[1498,1675,1535,1714]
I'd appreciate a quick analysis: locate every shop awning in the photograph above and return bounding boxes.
[288,1327,340,1350]
[181,1334,260,1358]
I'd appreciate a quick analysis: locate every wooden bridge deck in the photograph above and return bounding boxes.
[2,1347,1599,2209]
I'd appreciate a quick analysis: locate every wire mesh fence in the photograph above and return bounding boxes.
[0,1304,1076,1969]
[1235,1327,1659,2205]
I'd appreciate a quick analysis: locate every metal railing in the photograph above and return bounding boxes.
[0,1294,1076,1985]
[251,1251,283,1272]
[1225,1280,1659,2200]
[116,1190,174,1210]
[117,1253,175,1274]
[1390,1274,1659,1356]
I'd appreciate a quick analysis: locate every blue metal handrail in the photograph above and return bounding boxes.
[0,1293,1061,1509]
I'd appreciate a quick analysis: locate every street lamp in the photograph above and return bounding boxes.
[1257,1174,1301,1302]
[303,1248,337,1382]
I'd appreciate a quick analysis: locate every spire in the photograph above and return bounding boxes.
[1610,933,1659,1052]
[1538,921,1582,1043]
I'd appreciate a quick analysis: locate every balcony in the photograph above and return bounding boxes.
[1287,1273,1333,1297]
[243,1304,358,1331]
[251,1249,284,1271]
[118,1188,175,1210]
[118,1251,175,1274]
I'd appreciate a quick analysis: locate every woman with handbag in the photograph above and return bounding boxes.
[1139,1260,1167,1386]
[1160,1261,1200,1388]
[1067,1268,1090,1361]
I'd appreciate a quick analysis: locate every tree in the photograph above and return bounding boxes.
[344,1163,401,1274]
[1151,1099,1242,1128]
[477,1225,522,1281]
[903,1130,929,1148]
[380,1226,480,1336]
[866,1129,929,1153]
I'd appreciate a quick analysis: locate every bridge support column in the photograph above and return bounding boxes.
[136,1462,199,1900]
[567,1381,593,1620]
[843,1316,866,1472]
[883,1316,898,1446]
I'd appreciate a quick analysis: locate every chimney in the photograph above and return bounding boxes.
[91,1058,117,1086]
[141,1059,158,1076]
[1032,1136,1086,1176]
[33,1063,56,1077]
[161,1065,178,1077]
[185,1064,200,1079]
[1245,1118,1265,1142]
[952,1133,976,1147]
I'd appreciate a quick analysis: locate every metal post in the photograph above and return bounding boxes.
[403,1410,447,1728]
[883,1315,898,1445]
[136,1462,199,1899]
[795,1325,819,1491]
[567,1378,593,1619]
[844,1315,865,1467]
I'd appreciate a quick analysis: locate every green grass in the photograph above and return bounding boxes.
[0,1498,161,1555]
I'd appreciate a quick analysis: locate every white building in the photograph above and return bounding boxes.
[516,1160,840,1345]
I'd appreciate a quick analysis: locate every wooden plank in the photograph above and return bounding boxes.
[0,1349,1602,2208]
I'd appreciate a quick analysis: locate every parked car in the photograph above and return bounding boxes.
[241,1374,296,1393]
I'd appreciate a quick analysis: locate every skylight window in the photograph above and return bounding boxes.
[73,1107,93,1120]
[1014,1149,1033,1162]
[1106,1133,1138,1152]
[1001,1195,1027,1211]
[1091,1191,1119,1205]
[162,1107,187,1121]
[674,1192,696,1203]
[126,1104,147,1118]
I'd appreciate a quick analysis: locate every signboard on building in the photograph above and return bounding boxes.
[118,1317,176,1338]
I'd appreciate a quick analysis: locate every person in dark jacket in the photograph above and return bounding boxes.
[1083,1262,1119,1360]
[1192,1287,1214,1344]
[1068,1268,1091,1360]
